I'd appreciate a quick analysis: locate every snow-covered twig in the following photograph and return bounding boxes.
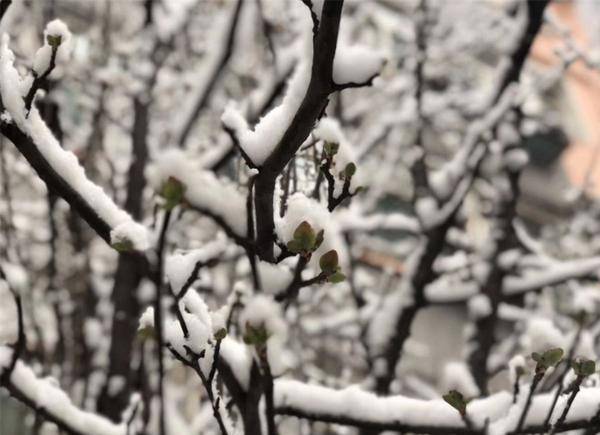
[1,358,128,435]
[176,0,243,148]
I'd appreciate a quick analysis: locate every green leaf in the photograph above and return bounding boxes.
[138,325,155,341]
[323,141,339,157]
[214,328,227,341]
[243,323,270,346]
[160,176,186,211]
[344,162,356,178]
[328,271,346,283]
[112,238,134,252]
[443,390,467,415]
[573,358,596,377]
[286,240,303,254]
[292,221,316,253]
[319,250,339,274]
[314,229,325,251]
[46,34,62,48]
[543,348,564,367]
[532,348,564,369]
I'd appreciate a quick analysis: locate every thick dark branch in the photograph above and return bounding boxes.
[491,0,549,104]
[0,0,11,23]
[0,122,113,243]
[255,0,344,262]
[372,0,549,398]
[468,150,521,394]
[98,97,151,421]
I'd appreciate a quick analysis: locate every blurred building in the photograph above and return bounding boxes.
[521,0,600,222]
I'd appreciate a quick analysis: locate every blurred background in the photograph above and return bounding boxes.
[2,0,600,434]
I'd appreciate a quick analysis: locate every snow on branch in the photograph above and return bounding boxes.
[165,237,227,295]
[336,208,421,234]
[273,379,600,434]
[221,39,313,167]
[0,33,149,251]
[504,256,600,295]
[425,255,600,304]
[1,356,128,435]
[332,43,385,90]
[146,149,248,242]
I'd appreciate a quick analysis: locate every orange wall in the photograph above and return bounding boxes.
[530,1,600,196]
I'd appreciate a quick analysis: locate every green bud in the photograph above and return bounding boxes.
[46,34,62,48]
[532,348,564,371]
[344,162,356,178]
[160,176,186,211]
[243,323,270,346]
[314,229,324,251]
[573,357,596,377]
[323,141,339,157]
[112,238,134,252]
[214,328,227,341]
[138,325,155,341]
[319,249,339,274]
[328,271,346,283]
[443,390,467,415]
[289,221,316,254]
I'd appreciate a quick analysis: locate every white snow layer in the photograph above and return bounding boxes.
[165,237,227,295]
[274,379,600,433]
[240,294,289,374]
[4,357,126,435]
[145,149,247,236]
[0,35,149,250]
[33,19,72,75]
[333,44,384,86]
[220,11,313,166]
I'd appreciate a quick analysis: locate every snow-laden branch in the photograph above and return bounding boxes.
[336,208,420,234]
[214,345,600,435]
[426,255,600,304]
[274,379,600,434]
[503,256,600,295]
[1,355,127,435]
[146,149,248,242]
[363,0,550,396]
[235,0,385,262]
[165,237,227,295]
[0,32,149,251]
[332,43,385,91]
